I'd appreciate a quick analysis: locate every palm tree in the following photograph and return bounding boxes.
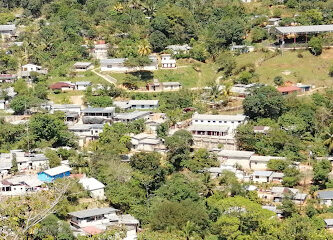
[323,124,333,154]
[114,3,124,13]
[138,40,152,56]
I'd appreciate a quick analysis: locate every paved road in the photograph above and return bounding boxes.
[92,69,117,84]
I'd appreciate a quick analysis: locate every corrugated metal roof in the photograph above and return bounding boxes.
[188,124,229,132]
[192,114,246,121]
[275,25,333,34]
[69,207,118,218]
[43,166,72,176]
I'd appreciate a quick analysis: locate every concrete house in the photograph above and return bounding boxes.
[191,113,246,135]
[324,219,333,229]
[161,54,176,68]
[51,104,81,115]
[252,171,284,183]
[277,86,302,95]
[0,24,16,38]
[249,156,286,171]
[73,62,93,72]
[0,74,17,83]
[38,165,72,183]
[50,82,75,92]
[317,191,333,206]
[230,45,255,53]
[146,80,182,92]
[0,175,44,196]
[12,150,49,171]
[166,44,192,54]
[100,55,158,72]
[113,100,159,110]
[75,81,91,91]
[131,133,166,152]
[21,64,48,77]
[218,150,255,170]
[79,177,105,200]
[0,99,5,110]
[82,107,115,124]
[270,187,307,204]
[92,44,108,59]
[114,111,151,123]
[68,124,104,146]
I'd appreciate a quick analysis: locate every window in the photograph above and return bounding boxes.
[201,120,204,123]
[195,120,198,122]
[255,176,259,179]
[213,121,216,123]
[238,121,241,123]
[224,121,227,123]
[141,105,144,108]
[208,121,211,123]
[219,121,222,123]
[107,65,112,68]
[231,121,234,123]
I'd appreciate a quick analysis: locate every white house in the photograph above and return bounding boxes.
[161,54,176,68]
[68,124,104,147]
[21,64,48,77]
[267,18,281,27]
[249,156,286,171]
[218,150,255,170]
[0,175,44,196]
[131,133,166,152]
[191,113,246,135]
[252,171,284,183]
[166,44,192,54]
[75,81,91,91]
[100,55,158,72]
[73,62,93,72]
[0,99,5,110]
[114,111,151,123]
[0,153,12,177]
[11,150,49,171]
[317,191,333,206]
[324,219,333,229]
[92,44,108,59]
[79,177,105,200]
[113,100,159,110]
[146,80,182,91]
[51,104,81,115]
[0,24,16,38]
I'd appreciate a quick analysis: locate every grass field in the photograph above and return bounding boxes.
[109,59,219,89]
[236,49,333,87]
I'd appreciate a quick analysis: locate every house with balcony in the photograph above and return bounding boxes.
[161,54,176,68]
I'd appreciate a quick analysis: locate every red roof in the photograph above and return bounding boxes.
[82,226,103,235]
[277,86,301,93]
[50,82,74,90]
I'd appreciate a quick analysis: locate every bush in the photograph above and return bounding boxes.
[308,37,323,56]
[274,76,284,86]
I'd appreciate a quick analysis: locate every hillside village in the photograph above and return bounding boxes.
[0,0,333,240]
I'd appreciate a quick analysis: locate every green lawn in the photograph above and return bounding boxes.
[235,49,333,87]
[109,59,219,89]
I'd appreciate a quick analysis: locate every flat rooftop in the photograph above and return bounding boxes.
[275,24,333,35]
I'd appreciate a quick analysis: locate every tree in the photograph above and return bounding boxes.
[10,95,41,115]
[278,194,297,218]
[149,30,168,52]
[267,159,289,172]
[251,27,268,43]
[308,37,322,56]
[216,52,236,76]
[29,112,77,148]
[282,167,301,187]
[156,122,169,139]
[274,76,284,86]
[313,159,332,189]
[182,148,219,172]
[85,95,113,107]
[45,149,62,168]
[138,39,152,56]
[323,124,333,154]
[243,86,286,120]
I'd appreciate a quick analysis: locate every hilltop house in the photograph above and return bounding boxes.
[114,111,151,123]
[0,74,17,83]
[75,81,91,91]
[92,44,108,59]
[73,62,93,72]
[317,191,333,206]
[113,100,159,110]
[161,54,176,68]
[0,24,16,38]
[252,171,284,183]
[68,207,139,236]
[21,64,48,78]
[68,124,104,146]
[79,177,105,200]
[146,80,182,92]
[100,55,158,72]
[166,44,192,54]
[38,165,72,183]
[50,82,75,92]
[0,175,44,196]
[131,133,166,152]
[218,150,255,170]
